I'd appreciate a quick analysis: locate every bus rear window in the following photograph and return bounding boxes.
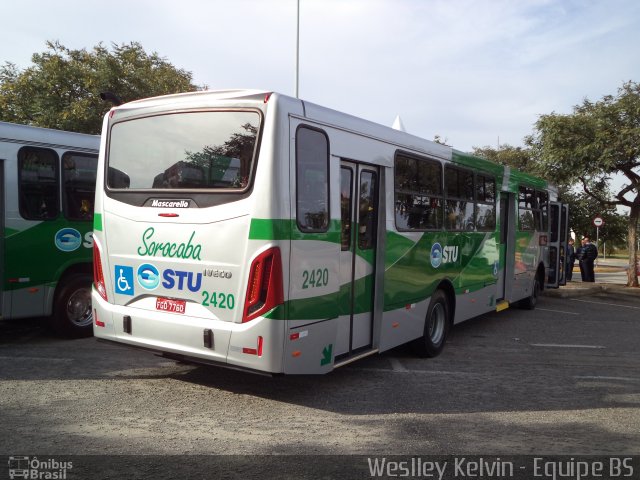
[107,111,260,190]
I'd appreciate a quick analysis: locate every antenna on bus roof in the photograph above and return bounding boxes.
[392,115,406,132]
[100,92,123,106]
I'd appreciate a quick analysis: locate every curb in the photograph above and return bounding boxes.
[544,284,640,298]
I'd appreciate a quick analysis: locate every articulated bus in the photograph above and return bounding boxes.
[1,121,99,337]
[92,90,569,374]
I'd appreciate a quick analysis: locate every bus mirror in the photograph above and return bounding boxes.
[100,91,123,106]
[108,167,130,189]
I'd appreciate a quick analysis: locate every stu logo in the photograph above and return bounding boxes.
[443,245,459,263]
[430,243,459,268]
[162,269,203,292]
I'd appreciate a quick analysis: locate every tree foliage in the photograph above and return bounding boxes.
[561,189,629,249]
[472,143,535,173]
[0,41,201,134]
[184,123,258,188]
[527,81,640,286]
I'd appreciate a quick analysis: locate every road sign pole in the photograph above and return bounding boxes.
[592,216,604,267]
[596,226,599,267]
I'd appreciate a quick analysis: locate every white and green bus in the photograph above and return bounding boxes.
[1,121,99,337]
[92,90,569,374]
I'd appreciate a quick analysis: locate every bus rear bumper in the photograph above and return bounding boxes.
[91,290,285,374]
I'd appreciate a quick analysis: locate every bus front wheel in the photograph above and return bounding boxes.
[51,274,94,338]
[414,290,450,358]
[518,275,540,310]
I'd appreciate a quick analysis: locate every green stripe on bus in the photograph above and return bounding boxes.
[264,291,340,321]
[249,218,290,240]
[382,230,500,307]
[385,231,419,268]
[249,218,341,243]
[452,150,505,177]
[4,220,92,291]
[265,274,377,321]
[93,213,103,232]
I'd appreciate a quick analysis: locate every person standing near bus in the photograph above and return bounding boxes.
[565,237,576,281]
[578,235,598,282]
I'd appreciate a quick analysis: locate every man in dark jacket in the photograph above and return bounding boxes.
[578,235,598,282]
[566,238,576,281]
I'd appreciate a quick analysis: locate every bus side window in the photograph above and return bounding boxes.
[358,170,377,250]
[475,174,496,231]
[394,154,443,231]
[536,190,549,231]
[62,152,98,221]
[296,126,329,233]
[445,165,475,231]
[517,185,537,231]
[18,147,59,220]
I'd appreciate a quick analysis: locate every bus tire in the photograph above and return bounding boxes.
[51,274,94,338]
[518,275,540,310]
[414,290,450,358]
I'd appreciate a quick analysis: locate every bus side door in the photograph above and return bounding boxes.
[497,192,516,301]
[336,160,379,357]
[547,201,569,288]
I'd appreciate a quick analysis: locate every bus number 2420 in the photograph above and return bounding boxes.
[302,268,329,289]
[202,291,235,310]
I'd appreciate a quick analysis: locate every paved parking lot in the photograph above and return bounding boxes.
[1,291,639,473]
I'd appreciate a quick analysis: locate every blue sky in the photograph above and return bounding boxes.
[1,0,639,152]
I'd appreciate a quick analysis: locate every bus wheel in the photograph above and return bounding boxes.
[518,275,540,310]
[414,290,450,358]
[52,274,93,338]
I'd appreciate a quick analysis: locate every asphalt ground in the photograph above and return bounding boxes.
[1,289,639,479]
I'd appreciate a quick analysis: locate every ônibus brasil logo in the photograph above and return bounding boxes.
[430,242,459,268]
[8,456,73,479]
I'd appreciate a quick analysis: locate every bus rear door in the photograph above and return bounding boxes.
[547,201,569,287]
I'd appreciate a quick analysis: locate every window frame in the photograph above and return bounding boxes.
[536,189,549,231]
[444,164,475,232]
[18,146,60,221]
[357,168,378,251]
[518,185,549,232]
[61,151,99,222]
[295,124,331,234]
[104,109,264,209]
[340,165,354,251]
[393,151,444,232]
[474,173,496,232]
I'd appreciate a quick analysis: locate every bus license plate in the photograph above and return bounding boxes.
[155,297,186,314]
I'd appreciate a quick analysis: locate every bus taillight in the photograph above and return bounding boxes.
[243,247,284,323]
[93,243,108,301]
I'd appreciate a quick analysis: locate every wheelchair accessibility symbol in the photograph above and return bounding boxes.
[115,265,134,296]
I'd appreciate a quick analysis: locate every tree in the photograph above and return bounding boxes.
[184,123,258,188]
[561,189,629,250]
[472,143,535,172]
[0,41,201,134]
[527,81,640,286]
